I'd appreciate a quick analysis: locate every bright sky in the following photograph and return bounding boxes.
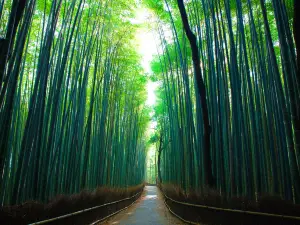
[132,9,156,73]
[132,7,159,141]
[132,8,158,107]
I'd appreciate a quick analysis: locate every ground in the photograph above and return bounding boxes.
[98,186,187,225]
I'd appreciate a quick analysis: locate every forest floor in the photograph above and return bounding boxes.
[98,186,188,225]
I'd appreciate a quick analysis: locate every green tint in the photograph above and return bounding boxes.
[0,0,149,206]
[148,0,299,203]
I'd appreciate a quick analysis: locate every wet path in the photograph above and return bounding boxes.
[99,186,186,225]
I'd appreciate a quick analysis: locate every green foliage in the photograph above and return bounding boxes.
[0,0,298,208]
[148,0,300,203]
[148,132,159,144]
[0,0,149,205]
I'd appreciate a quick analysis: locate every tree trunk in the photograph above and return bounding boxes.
[0,0,27,172]
[157,134,163,184]
[176,0,214,187]
[0,0,26,82]
[294,0,300,155]
[295,1,300,74]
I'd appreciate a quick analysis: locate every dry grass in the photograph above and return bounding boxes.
[0,184,144,225]
[161,184,300,216]
[161,184,300,225]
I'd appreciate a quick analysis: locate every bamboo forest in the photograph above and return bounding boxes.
[0,0,300,224]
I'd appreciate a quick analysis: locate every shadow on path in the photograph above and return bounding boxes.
[98,186,187,225]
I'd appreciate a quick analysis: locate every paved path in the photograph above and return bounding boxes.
[99,186,186,225]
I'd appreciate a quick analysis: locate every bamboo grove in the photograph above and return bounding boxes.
[147,0,300,203]
[0,0,150,206]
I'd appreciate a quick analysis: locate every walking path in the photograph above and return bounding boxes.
[99,186,186,225]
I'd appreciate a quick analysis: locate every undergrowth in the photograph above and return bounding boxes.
[161,183,300,217]
[0,184,144,225]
